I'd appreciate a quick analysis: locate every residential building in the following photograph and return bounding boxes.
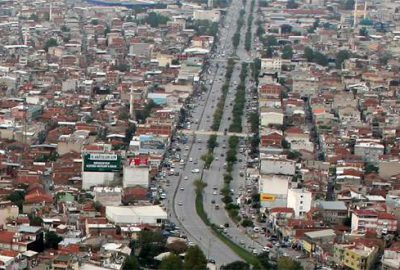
[93,187,122,206]
[354,140,385,164]
[259,175,290,208]
[351,210,398,234]
[381,247,400,270]
[334,243,378,270]
[315,201,348,225]
[287,189,312,218]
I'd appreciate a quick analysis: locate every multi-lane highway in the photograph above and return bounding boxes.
[164,0,261,266]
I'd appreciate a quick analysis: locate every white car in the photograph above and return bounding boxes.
[180,187,184,191]
[184,176,188,180]
[191,169,200,173]
[213,191,217,195]
[262,247,270,252]
[178,201,183,206]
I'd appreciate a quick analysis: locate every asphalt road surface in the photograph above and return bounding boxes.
[164,0,263,266]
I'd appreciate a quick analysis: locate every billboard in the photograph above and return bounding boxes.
[128,156,149,167]
[260,193,276,202]
[139,135,166,153]
[83,153,122,172]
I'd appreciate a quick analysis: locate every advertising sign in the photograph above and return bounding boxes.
[139,135,166,152]
[260,193,276,202]
[83,153,122,172]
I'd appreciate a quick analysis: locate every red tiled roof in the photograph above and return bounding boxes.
[377,212,397,220]
[0,231,15,244]
[270,207,294,214]
[353,210,377,217]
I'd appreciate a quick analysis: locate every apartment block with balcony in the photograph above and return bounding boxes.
[351,210,397,234]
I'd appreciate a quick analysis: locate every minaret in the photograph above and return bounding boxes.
[129,87,134,119]
[23,32,29,45]
[49,3,53,22]
[363,1,367,19]
[353,0,358,27]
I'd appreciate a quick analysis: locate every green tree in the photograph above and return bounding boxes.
[201,152,214,169]
[221,261,251,270]
[265,46,274,58]
[344,0,355,10]
[313,51,329,66]
[7,190,25,211]
[336,50,352,68]
[241,219,254,227]
[281,24,292,34]
[360,18,373,25]
[282,45,293,59]
[171,59,180,65]
[193,179,207,194]
[378,52,392,66]
[138,231,166,267]
[91,19,99,25]
[45,231,63,249]
[265,35,278,46]
[365,163,379,174]
[277,257,303,270]
[30,216,43,226]
[44,38,58,51]
[160,254,183,270]
[183,245,207,270]
[207,135,218,150]
[286,0,299,9]
[256,25,265,37]
[146,12,170,27]
[124,124,136,143]
[117,63,130,72]
[29,14,39,21]
[123,256,140,270]
[359,27,368,37]
[304,47,314,61]
[257,252,272,269]
[342,216,352,227]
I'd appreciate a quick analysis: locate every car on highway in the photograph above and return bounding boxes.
[191,169,200,173]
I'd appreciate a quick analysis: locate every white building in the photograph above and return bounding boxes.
[82,172,116,190]
[260,108,284,127]
[259,175,290,208]
[106,205,167,225]
[94,187,122,206]
[193,10,221,22]
[260,154,296,175]
[123,166,149,188]
[287,189,312,218]
[354,140,384,164]
[261,58,282,73]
